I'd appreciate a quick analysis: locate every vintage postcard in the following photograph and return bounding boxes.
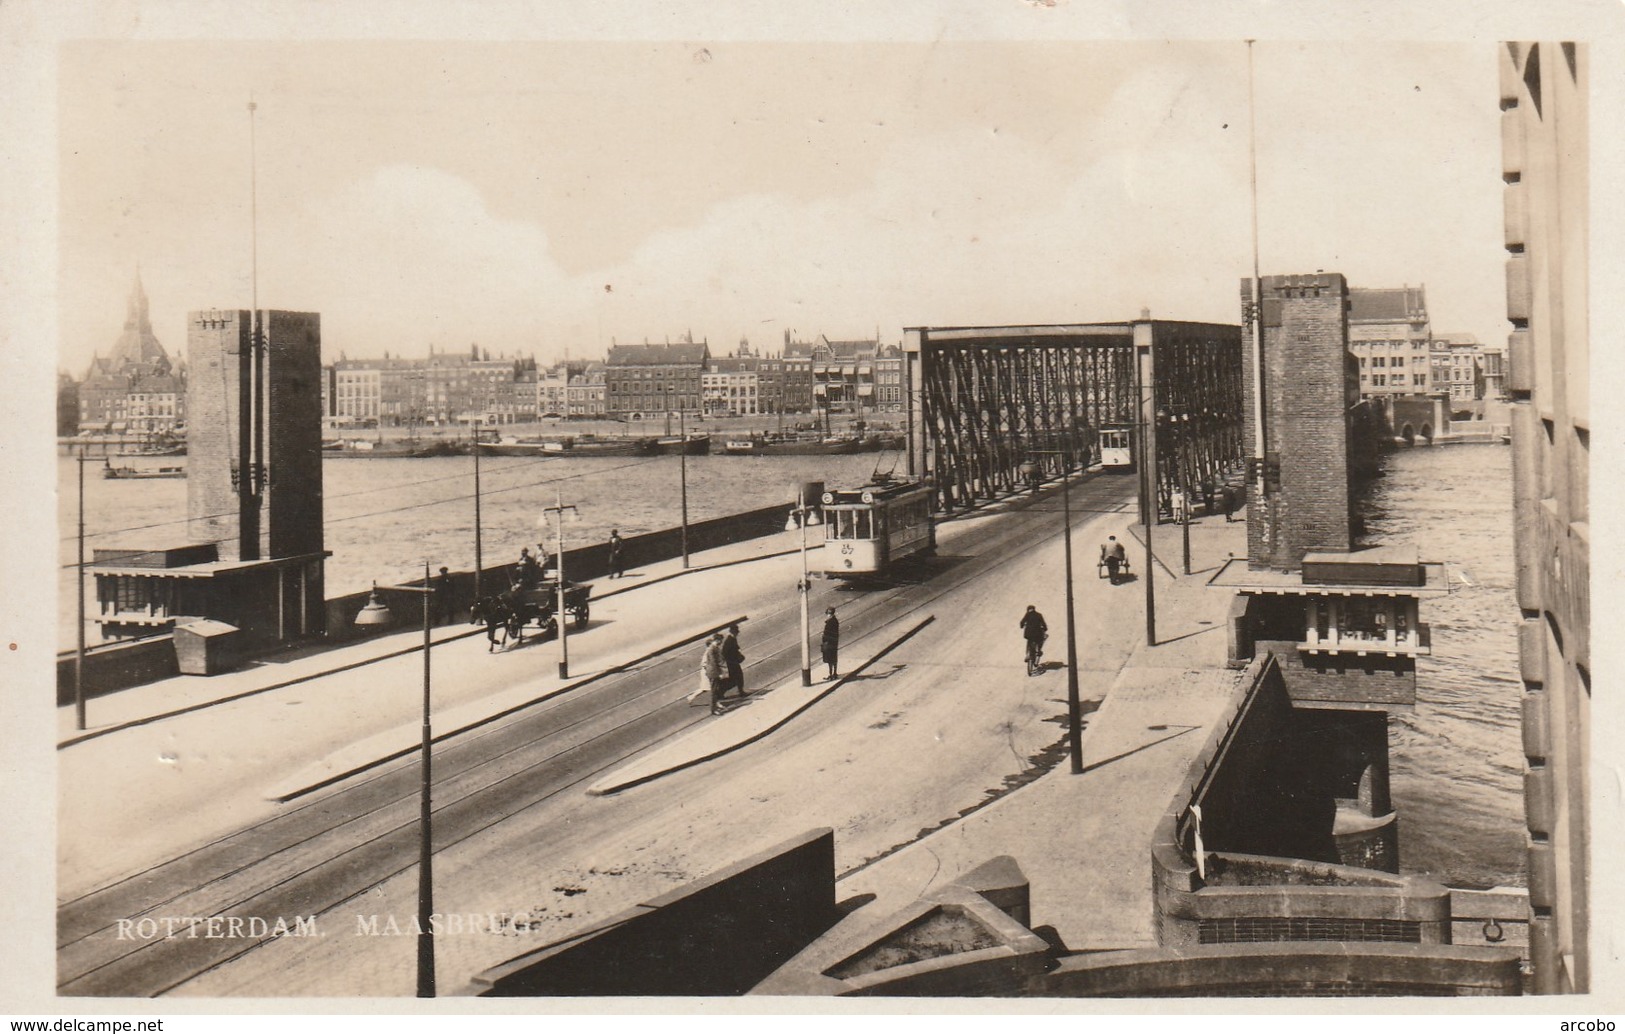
[3,0,1621,1022]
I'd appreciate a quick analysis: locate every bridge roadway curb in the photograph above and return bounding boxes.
[586,615,938,796]
[262,613,751,803]
[57,543,802,750]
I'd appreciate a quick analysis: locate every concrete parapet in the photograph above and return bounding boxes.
[753,855,1050,997]
[466,827,840,996]
[1038,942,1523,997]
[59,502,795,699]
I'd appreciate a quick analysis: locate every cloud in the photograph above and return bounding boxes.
[271,164,570,355]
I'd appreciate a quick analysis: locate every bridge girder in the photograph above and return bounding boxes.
[905,322,1244,515]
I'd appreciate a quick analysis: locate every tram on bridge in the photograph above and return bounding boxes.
[1097,424,1135,472]
[820,477,935,579]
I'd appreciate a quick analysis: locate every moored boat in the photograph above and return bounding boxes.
[652,433,711,456]
[719,433,867,456]
[477,435,657,458]
[102,462,185,479]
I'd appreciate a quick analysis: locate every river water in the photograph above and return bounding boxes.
[56,449,895,646]
[1361,444,1525,889]
[54,441,1525,887]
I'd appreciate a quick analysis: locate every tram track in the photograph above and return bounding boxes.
[56,473,1136,996]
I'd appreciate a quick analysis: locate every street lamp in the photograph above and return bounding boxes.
[1158,408,1192,577]
[352,562,438,997]
[787,488,821,686]
[1023,446,1084,775]
[667,384,690,569]
[541,491,578,679]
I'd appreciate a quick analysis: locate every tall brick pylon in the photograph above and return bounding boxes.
[1241,273,1357,571]
[186,309,324,564]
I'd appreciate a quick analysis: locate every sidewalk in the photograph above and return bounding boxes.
[57,529,803,746]
[835,506,1251,950]
[56,528,818,896]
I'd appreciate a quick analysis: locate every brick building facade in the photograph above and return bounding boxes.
[604,341,708,419]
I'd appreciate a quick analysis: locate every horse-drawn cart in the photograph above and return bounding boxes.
[471,576,592,650]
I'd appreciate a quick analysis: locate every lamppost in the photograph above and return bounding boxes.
[1022,442,1084,775]
[541,491,577,679]
[1158,408,1192,576]
[352,562,438,997]
[786,488,821,686]
[667,384,690,569]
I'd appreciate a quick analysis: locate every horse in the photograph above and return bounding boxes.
[470,594,521,651]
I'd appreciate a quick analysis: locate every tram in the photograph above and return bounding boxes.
[1097,424,1135,473]
[820,477,935,579]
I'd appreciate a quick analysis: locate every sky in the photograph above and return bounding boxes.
[55,37,1510,374]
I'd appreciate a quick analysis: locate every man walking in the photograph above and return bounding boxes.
[1102,535,1127,584]
[821,606,840,681]
[700,632,728,715]
[1019,604,1048,676]
[433,566,455,626]
[607,529,625,578]
[721,623,747,698]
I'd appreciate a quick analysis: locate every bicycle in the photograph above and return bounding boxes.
[1025,635,1046,676]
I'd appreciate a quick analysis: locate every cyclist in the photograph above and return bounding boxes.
[1019,604,1049,676]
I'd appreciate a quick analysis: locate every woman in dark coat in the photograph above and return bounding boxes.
[820,606,840,680]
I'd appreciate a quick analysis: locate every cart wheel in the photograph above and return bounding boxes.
[573,605,590,629]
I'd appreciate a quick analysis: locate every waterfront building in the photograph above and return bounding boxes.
[331,356,383,425]
[873,348,904,412]
[784,334,895,415]
[702,356,761,417]
[1500,39,1589,995]
[781,349,814,414]
[1431,332,1486,408]
[1348,285,1432,399]
[1480,342,1508,402]
[77,272,187,435]
[567,362,607,418]
[536,363,571,418]
[604,340,708,419]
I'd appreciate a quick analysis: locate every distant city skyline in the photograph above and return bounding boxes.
[57,39,1508,377]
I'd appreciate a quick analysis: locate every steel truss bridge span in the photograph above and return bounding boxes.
[903,321,1245,515]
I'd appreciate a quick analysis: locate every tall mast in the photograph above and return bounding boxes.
[1246,41,1267,490]
[242,96,265,559]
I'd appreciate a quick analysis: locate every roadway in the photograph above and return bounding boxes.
[57,470,1141,997]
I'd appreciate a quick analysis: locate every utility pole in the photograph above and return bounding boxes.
[415,560,433,998]
[679,402,690,569]
[472,426,485,599]
[1137,333,1157,647]
[542,491,578,678]
[790,487,819,686]
[75,452,87,731]
[1028,448,1084,775]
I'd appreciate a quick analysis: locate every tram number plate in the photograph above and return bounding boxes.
[840,544,855,555]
